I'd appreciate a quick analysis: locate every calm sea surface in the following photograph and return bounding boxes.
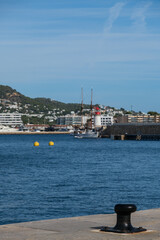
[0,134,160,225]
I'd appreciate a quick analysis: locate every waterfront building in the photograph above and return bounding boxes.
[94,107,114,127]
[57,115,89,126]
[116,114,160,124]
[57,114,113,127]
[0,113,23,126]
[100,115,114,126]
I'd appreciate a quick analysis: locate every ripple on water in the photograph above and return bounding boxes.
[0,134,160,224]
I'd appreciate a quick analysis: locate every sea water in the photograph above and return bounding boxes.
[0,134,160,225]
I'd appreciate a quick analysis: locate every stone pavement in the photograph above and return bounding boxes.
[0,208,160,240]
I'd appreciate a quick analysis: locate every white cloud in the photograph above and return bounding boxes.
[104,2,126,34]
[131,2,152,32]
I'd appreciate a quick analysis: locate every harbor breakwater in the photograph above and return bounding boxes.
[102,124,160,138]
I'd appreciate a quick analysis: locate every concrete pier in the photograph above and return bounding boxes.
[0,208,160,240]
[111,134,160,140]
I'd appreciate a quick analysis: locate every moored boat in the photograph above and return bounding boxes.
[74,129,99,139]
[73,88,100,139]
[0,125,19,132]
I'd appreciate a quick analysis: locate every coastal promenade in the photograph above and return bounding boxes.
[1,208,160,240]
[0,131,70,135]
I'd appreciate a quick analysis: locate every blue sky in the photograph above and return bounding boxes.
[0,0,160,112]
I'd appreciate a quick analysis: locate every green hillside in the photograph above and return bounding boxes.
[0,85,90,116]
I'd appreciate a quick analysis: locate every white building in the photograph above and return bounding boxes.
[100,115,114,126]
[57,115,89,126]
[0,113,23,126]
[112,110,124,116]
[94,107,114,127]
[57,114,113,127]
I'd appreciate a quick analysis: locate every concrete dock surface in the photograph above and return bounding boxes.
[0,208,160,240]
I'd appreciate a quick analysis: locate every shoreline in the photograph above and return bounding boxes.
[0,131,70,135]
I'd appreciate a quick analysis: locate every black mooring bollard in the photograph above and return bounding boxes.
[101,204,147,233]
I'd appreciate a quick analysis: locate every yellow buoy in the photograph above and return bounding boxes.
[49,141,54,146]
[34,141,39,147]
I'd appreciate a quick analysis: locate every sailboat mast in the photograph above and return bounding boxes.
[81,88,83,127]
[91,88,93,129]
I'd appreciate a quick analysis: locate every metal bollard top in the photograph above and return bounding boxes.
[114,204,137,214]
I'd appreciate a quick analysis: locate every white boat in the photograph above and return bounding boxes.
[74,129,99,139]
[0,125,19,132]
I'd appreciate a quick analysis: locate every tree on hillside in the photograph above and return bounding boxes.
[147,111,159,115]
